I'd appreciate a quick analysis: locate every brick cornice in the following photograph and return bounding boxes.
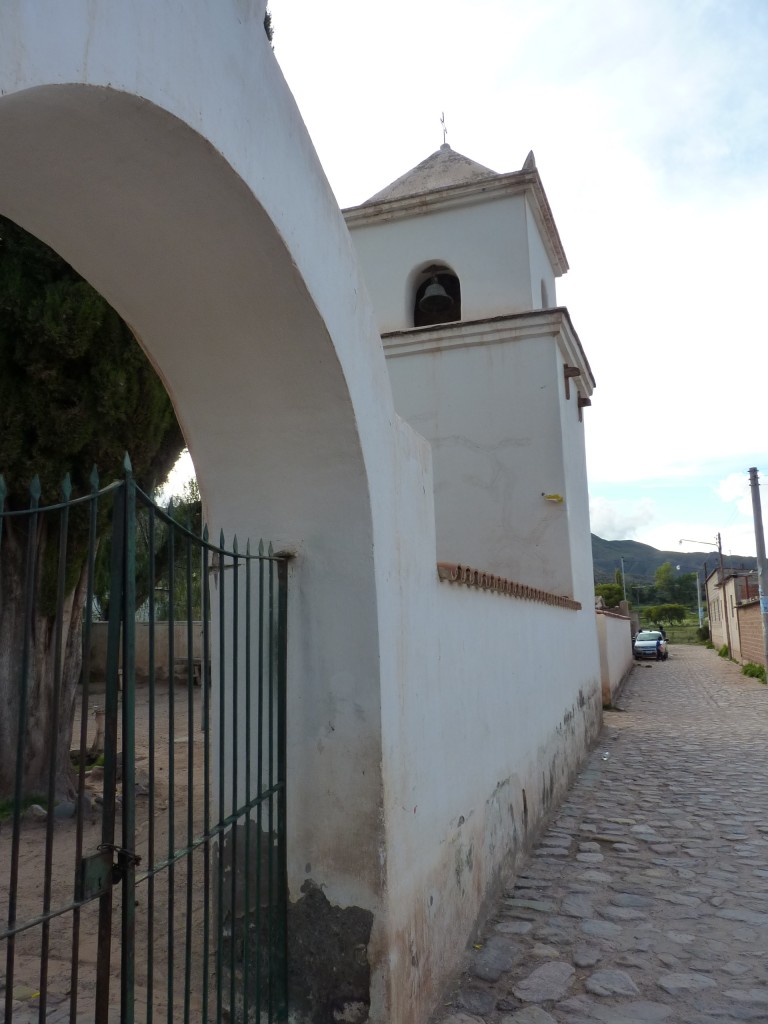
[437,562,581,610]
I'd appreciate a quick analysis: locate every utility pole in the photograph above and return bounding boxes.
[748,467,768,670]
[620,557,627,603]
[695,571,703,629]
[681,539,731,656]
[717,531,732,659]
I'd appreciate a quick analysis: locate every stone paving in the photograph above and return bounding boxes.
[433,645,768,1024]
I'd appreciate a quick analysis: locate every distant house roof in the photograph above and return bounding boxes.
[362,144,498,204]
[705,566,758,586]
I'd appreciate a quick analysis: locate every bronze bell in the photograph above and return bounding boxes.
[419,276,453,314]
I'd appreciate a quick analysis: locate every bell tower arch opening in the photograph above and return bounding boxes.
[413,263,462,327]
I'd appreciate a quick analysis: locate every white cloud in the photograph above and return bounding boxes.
[589,496,656,540]
[643,521,757,560]
[717,472,752,517]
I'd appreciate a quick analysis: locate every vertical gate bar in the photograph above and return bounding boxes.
[183,528,194,1024]
[166,512,176,1023]
[39,475,73,1022]
[95,481,126,1023]
[267,550,276,1019]
[201,528,211,1023]
[242,543,252,1023]
[146,501,157,1024]
[4,476,41,1024]
[276,555,289,1018]
[216,531,226,1024]
[121,459,138,1024]
[229,539,239,1020]
[70,467,101,1023]
[255,541,265,1016]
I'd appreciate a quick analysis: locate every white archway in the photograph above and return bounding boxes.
[0,4,435,1019]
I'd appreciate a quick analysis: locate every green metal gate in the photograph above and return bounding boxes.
[0,457,288,1023]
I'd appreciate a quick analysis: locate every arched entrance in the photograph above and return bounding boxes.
[0,5,428,1020]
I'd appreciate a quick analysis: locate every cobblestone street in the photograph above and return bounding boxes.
[434,644,768,1024]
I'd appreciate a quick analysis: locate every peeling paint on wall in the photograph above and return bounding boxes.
[385,679,602,1024]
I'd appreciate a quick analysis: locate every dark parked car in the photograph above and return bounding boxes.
[633,630,668,661]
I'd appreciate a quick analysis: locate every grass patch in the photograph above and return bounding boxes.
[649,617,709,646]
[0,795,48,822]
[717,644,729,658]
[742,662,767,683]
[70,750,105,769]
[663,624,698,644]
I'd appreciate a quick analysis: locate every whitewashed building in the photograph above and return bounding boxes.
[344,144,595,597]
[0,0,602,1015]
[341,145,603,1020]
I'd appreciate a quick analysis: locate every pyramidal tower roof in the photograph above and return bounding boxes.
[344,147,568,277]
[363,144,498,204]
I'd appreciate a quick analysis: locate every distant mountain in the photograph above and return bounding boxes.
[592,535,757,585]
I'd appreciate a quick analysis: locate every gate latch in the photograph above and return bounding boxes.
[79,845,142,899]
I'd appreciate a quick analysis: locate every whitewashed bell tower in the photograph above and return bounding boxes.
[344,144,595,605]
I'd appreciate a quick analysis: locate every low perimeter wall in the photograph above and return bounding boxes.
[595,608,633,706]
[90,621,204,682]
[737,600,766,667]
[376,553,603,1023]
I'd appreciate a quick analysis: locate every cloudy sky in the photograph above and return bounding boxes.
[264,0,766,559]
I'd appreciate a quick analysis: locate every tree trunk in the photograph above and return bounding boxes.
[0,515,88,803]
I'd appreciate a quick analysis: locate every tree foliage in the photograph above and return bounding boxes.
[653,561,697,607]
[0,214,186,799]
[645,603,687,626]
[0,216,183,503]
[653,562,676,602]
[595,582,624,608]
[154,479,203,621]
[94,478,203,621]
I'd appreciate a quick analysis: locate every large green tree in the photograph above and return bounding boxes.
[0,215,185,800]
[654,562,676,602]
[645,604,687,627]
[594,582,623,608]
[654,561,697,607]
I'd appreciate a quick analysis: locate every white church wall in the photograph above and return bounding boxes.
[526,199,558,308]
[596,609,634,705]
[348,195,534,332]
[384,318,577,596]
[379,570,602,1021]
[557,354,598,610]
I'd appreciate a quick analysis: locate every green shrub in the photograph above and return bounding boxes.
[742,662,767,683]
[718,644,729,658]
[705,641,714,649]
[696,625,710,642]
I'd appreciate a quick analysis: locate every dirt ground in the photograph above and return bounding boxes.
[1,680,218,1022]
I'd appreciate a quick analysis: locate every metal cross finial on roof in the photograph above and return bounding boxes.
[441,112,448,145]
